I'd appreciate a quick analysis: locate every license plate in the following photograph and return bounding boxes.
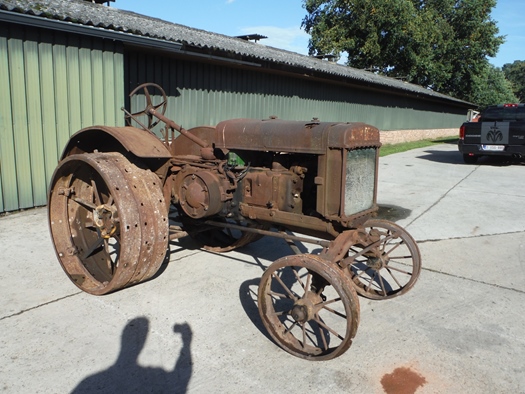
[481,145,505,151]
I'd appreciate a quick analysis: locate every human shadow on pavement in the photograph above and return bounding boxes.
[72,317,193,394]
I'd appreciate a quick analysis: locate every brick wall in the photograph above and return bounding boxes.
[379,128,458,145]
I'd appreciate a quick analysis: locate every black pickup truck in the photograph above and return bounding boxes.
[458,103,525,164]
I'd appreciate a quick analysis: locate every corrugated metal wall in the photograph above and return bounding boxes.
[0,25,124,213]
[1,22,466,213]
[125,52,466,137]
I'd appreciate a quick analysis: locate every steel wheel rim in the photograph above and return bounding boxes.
[345,219,421,300]
[48,153,168,295]
[258,254,359,360]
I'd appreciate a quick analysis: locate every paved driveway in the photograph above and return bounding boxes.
[1,143,524,393]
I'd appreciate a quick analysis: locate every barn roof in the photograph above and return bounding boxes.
[0,0,471,106]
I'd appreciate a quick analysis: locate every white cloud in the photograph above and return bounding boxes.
[238,26,310,55]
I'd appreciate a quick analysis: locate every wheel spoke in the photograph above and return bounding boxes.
[378,273,388,296]
[268,290,293,300]
[81,237,104,260]
[345,219,421,299]
[275,309,292,317]
[291,267,308,290]
[258,254,359,360]
[272,272,298,301]
[319,303,347,319]
[385,267,404,288]
[385,264,413,275]
[314,316,344,341]
[143,86,152,107]
[284,320,298,334]
[302,323,307,348]
[317,314,329,351]
[91,180,102,206]
[384,241,402,256]
[71,196,97,211]
[355,266,373,279]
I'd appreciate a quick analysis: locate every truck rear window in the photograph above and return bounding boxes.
[480,106,525,122]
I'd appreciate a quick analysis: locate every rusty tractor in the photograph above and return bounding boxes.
[48,83,421,360]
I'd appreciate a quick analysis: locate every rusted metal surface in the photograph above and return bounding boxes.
[338,219,422,299]
[258,254,360,360]
[61,126,172,159]
[215,118,381,153]
[48,82,421,360]
[48,152,168,295]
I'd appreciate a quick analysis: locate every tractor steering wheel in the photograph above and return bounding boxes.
[126,83,168,130]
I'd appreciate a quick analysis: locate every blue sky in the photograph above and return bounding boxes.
[117,0,523,68]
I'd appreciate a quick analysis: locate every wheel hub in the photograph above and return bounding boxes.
[291,304,309,323]
[291,291,323,323]
[365,249,390,270]
[93,204,118,238]
[366,256,383,270]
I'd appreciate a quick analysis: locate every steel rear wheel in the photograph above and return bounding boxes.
[258,254,360,360]
[48,152,169,295]
[344,219,421,300]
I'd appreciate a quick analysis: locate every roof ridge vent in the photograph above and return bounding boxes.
[84,0,115,5]
[236,34,268,43]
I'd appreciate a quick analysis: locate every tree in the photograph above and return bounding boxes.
[470,64,519,109]
[502,60,525,102]
[302,0,504,103]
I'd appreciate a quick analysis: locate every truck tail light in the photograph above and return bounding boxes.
[503,103,518,108]
[459,124,465,140]
[344,148,376,216]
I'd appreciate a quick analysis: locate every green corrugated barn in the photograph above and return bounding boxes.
[0,0,471,213]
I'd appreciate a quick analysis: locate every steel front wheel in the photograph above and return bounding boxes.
[258,254,360,360]
[48,152,169,295]
[344,219,421,300]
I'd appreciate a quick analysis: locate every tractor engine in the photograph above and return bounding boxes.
[170,117,381,236]
[174,165,233,219]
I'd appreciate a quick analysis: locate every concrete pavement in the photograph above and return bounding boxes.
[1,143,524,393]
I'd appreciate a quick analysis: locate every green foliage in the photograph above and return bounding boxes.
[302,0,504,103]
[471,64,519,109]
[503,60,525,102]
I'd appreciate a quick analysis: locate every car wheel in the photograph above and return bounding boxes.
[463,154,478,164]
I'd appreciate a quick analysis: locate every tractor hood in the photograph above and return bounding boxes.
[215,118,380,153]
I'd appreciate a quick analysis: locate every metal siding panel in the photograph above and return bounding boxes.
[53,36,70,153]
[24,32,47,207]
[79,39,93,128]
[38,38,59,188]
[124,50,464,135]
[91,40,105,125]
[103,44,115,126]
[0,28,17,212]
[8,31,34,209]
[0,27,126,212]
[66,36,82,133]
[113,48,125,127]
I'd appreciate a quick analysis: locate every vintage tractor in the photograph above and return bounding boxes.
[48,83,421,360]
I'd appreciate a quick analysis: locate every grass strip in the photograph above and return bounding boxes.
[380,137,458,157]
